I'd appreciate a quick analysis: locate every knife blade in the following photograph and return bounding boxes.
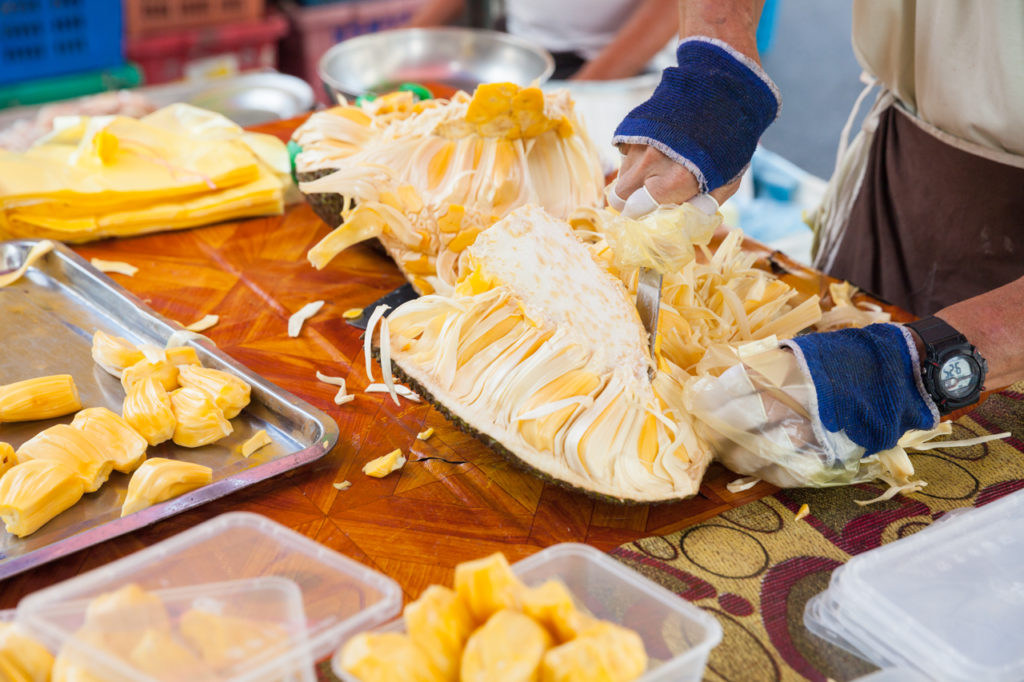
[636,193,719,376]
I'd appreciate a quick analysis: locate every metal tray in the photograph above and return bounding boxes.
[0,239,339,580]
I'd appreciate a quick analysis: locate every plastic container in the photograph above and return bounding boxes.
[126,13,287,85]
[277,0,424,104]
[804,489,1024,682]
[333,543,723,682]
[124,0,265,36]
[15,512,403,681]
[0,0,124,86]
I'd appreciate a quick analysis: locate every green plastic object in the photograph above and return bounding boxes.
[0,63,143,109]
[287,140,303,185]
[398,82,432,101]
[354,93,377,107]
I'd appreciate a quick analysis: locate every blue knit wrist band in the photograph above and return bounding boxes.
[612,37,781,192]
[781,324,940,457]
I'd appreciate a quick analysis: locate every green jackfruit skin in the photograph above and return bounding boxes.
[371,348,682,506]
[297,169,346,229]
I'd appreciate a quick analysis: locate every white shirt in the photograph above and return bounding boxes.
[505,0,637,60]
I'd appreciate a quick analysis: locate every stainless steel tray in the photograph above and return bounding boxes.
[0,240,339,580]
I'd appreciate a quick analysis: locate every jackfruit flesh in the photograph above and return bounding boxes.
[0,622,54,682]
[128,628,215,681]
[121,358,180,393]
[460,609,552,682]
[404,585,474,681]
[540,621,647,682]
[81,584,171,657]
[123,376,176,446]
[16,424,114,493]
[453,552,523,623]
[520,580,593,644]
[121,457,213,517]
[0,459,86,537]
[177,365,251,419]
[294,83,604,295]
[340,632,446,682]
[71,407,148,473]
[0,442,14,478]
[91,330,145,378]
[168,387,232,448]
[178,609,290,671]
[362,449,406,478]
[0,374,82,423]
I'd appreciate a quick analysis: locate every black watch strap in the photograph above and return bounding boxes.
[905,316,966,349]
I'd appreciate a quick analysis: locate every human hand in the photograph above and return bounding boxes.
[610,144,742,216]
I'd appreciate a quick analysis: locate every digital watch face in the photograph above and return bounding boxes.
[939,355,977,399]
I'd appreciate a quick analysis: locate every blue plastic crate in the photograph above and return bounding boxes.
[0,0,124,86]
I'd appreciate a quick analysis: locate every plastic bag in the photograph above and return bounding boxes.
[600,201,721,274]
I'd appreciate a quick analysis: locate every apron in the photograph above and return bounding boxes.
[810,0,1024,316]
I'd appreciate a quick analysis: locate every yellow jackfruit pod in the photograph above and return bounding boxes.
[0,442,14,479]
[91,330,145,378]
[339,632,445,682]
[0,622,54,682]
[123,376,176,446]
[178,610,290,670]
[129,628,216,681]
[177,365,251,419]
[121,457,213,517]
[540,621,647,682]
[453,552,525,624]
[82,584,171,656]
[520,580,593,644]
[52,650,106,682]
[0,374,81,423]
[16,424,114,493]
[165,345,201,368]
[71,407,148,474]
[460,609,553,682]
[168,387,233,448]
[403,585,475,681]
[0,459,86,537]
[362,448,406,478]
[121,358,180,393]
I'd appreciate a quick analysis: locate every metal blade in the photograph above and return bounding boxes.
[636,266,662,373]
[345,283,419,329]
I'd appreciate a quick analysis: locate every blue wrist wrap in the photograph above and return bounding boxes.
[612,37,781,192]
[782,324,939,456]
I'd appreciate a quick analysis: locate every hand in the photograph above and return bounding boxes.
[611,144,743,215]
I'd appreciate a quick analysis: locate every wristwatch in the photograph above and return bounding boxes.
[904,316,988,414]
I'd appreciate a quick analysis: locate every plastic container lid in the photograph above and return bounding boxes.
[334,542,723,682]
[16,512,403,681]
[805,490,1024,682]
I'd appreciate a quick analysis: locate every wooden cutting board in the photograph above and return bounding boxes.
[0,117,913,606]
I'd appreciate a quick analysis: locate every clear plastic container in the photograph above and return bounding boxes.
[334,542,723,682]
[16,511,403,681]
[804,489,1024,682]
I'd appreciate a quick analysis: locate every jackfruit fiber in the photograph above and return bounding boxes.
[294,83,604,296]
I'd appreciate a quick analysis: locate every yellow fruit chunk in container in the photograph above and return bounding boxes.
[334,543,723,682]
[13,512,402,682]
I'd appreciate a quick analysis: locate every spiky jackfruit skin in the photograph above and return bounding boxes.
[297,169,349,229]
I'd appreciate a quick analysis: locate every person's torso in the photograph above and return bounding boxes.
[851,0,1024,157]
[505,0,636,59]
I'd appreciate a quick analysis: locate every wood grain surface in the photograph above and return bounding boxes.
[0,118,916,608]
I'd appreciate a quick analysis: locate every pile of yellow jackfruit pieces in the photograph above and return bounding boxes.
[0,331,255,537]
[0,104,290,243]
[340,552,648,682]
[0,583,296,681]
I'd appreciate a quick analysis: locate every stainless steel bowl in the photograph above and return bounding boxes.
[318,27,555,103]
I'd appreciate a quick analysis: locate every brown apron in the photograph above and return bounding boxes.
[826,105,1024,317]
